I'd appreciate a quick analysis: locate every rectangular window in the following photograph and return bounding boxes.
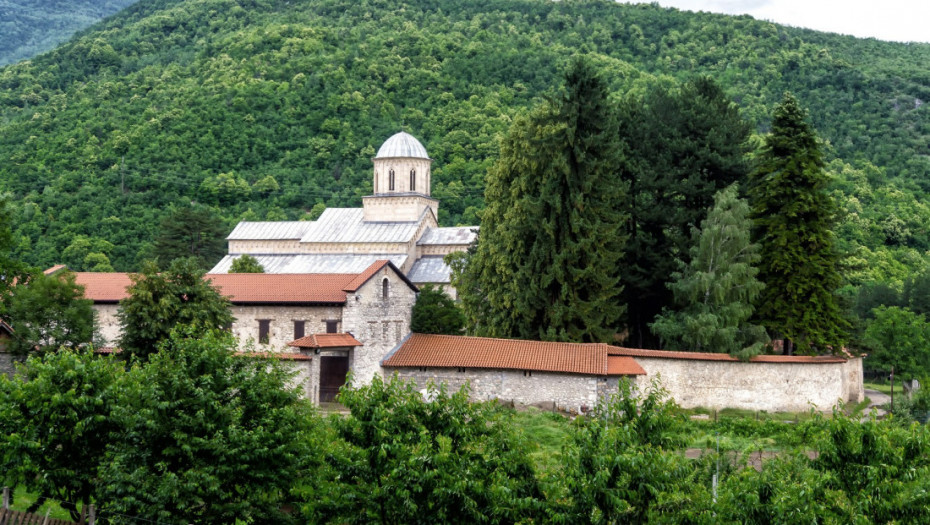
[258,320,270,344]
[325,320,339,334]
[293,320,305,340]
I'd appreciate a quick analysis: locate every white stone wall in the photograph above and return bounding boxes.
[95,304,121,347]
[372,157,432,196]
[228,240,303,254]
[231,305,343,352]
[342,268,416,385]
[417,245,471,257]
[388,367,604,413]
[362,195,439,223]
[631,356,864,412]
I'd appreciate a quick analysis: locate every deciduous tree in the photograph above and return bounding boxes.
[118,258,232,361]
[229,253,264,273]
[410,284,465,335]
[650,184,768,359]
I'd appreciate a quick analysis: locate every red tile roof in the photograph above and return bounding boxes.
[43,264,67,275]
[608,356,647,375]
[67,260,417,305]
[607,347,848,364]
[383,334,640,376]
[71,271,358,304]
[288,333,363,349]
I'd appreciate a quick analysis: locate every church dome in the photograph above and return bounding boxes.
[375,132,430,159]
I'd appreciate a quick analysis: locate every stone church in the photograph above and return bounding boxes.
[209,132,477,297]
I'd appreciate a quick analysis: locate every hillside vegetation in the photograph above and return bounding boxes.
[0,0,140,66]
[0,0,929,286]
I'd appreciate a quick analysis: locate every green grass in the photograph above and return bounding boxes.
[864,382,894,395]
[509,408,572,475]
[7,487,73,521]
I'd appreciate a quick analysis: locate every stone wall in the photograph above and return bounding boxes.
[362,195,439,223]
[230,304,343,352]
[95,303,121,347]
[0,349,23,378]
[387,367,605,412]
[632,356,864,412]
[342,268,416,385]
[372,157,432,197]
[228,239,303,254]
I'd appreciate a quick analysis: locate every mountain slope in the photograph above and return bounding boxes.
[0,0,928,277]
[0,0,140,65]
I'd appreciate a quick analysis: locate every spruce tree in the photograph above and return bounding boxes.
[750,93,849,354]
[650,184,768,359]
[461,57,628,343]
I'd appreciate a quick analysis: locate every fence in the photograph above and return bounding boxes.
[0,487,81,525]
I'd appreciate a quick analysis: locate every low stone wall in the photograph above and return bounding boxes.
[0,350,22,377]
[632,356,864,412]
[387,367,606,413]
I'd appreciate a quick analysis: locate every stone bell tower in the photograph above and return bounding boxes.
[363,132,439,222]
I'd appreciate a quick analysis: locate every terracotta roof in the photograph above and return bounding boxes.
[607,347,848,364]
[342,260,418,293]
[43,264,67,275]
[288,333,363,349]
[70,271,363,304]
[73,273,134,302]
[383,334,640,376]
[0,318,14,335]
[206,273,355,303]
[607,356,646,375]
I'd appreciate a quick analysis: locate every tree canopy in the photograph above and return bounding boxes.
[749,92,849,354]
[229,253,264,273]
[117,257,232,361]
[459,56,628,343]
[409,284,465,335]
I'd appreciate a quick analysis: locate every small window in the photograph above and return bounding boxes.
[258,320,270,344]
[410,169,416,192]
[389,169,395,191]
[523,370,533,377]
[293,320,305,340]
[325,320,338,334]
[382,278,390,300]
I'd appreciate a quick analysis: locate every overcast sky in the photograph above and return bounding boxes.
[617,1,930,43]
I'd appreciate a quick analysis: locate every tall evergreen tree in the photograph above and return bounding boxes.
[152,204,226,270]
[460,57,628,343]
[650,184,768,359]
[619,77,752,348]
[749,92,849,354]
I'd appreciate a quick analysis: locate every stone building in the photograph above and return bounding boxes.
[210,132,477,297]
[68,260,417,400]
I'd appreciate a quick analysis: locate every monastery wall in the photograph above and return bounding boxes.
[631,356,864,412]
[372,158,432,196]
[95,304,121,347]
[362,195,438,222]
[299,241,410,255]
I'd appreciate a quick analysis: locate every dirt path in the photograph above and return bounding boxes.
[864,388,890,418]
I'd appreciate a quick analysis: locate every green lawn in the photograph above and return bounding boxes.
[6,487,73,521]
[864,382,894,395]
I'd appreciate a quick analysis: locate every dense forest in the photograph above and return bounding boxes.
[0,0,140,66]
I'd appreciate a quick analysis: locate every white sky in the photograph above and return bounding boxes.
[617,1,930,43]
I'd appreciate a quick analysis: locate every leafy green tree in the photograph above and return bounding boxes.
[0,193,30,301]
[252,174,280,195]
[410,284,465,335]
[863,306,930,380]
[460,56,628,342]
[118,258,232,361]
[749,92,849,354]
[650,184,768,359]
[0,349,126,522]
[62,235,115,271]
[2,270,96,355]
[229,253,264,273]
[903,269,930,316]
[553,379,701,522]
[99,330,308,524]
[152,204,227,270]
[620,76,752,348]
[299,376,543,523]
[83,252,115,272]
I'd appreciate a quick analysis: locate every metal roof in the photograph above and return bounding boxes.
[209,254,408,274]
[227,222,313,240]
[299,208,421,244]
[375,132,430,159]
[407,256,452,284]
[417,226,478,246]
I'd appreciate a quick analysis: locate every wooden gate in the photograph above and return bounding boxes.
[319,355,349,403]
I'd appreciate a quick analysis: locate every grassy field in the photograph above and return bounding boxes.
[6,487,73,520]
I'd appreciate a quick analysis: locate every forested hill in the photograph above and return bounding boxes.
[1,0,929,278]
[0,0,141,66]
